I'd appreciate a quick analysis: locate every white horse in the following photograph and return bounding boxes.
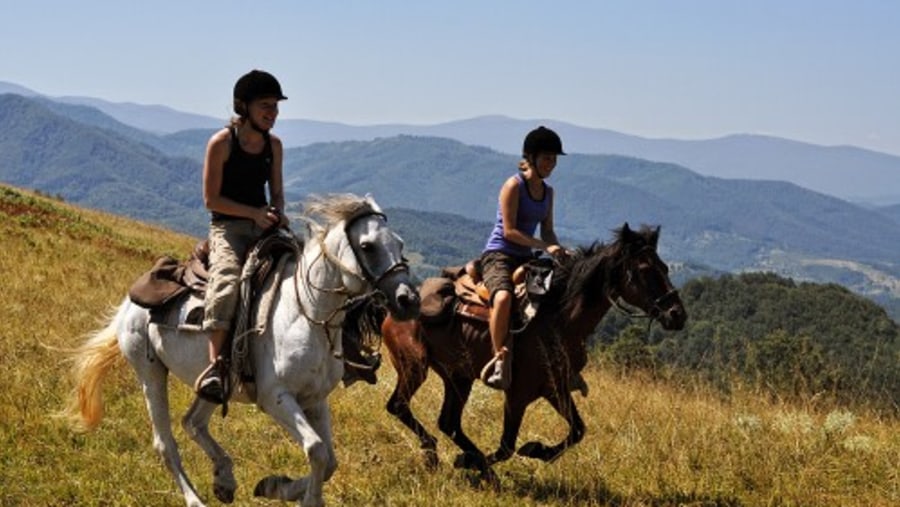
[64,194,420,507]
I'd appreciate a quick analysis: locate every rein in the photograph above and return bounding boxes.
[292,243,376,357]
[608,289,680,320]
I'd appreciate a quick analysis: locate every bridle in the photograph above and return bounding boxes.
[293,211,410,353]
[340,210,411,290]
[607,245,679,325]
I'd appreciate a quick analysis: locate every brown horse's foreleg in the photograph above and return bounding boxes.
[486,397,527,466]
[438,376,491,474]
[517,391,586,463]
[385,368,438,467]
[384,318,439,467]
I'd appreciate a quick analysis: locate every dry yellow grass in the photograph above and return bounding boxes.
[1,186,898,506]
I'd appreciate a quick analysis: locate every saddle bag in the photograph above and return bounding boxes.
[128,254,200,309]
[419,276,457,324]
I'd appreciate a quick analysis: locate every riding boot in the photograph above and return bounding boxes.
[194,357,226,404]
[481,347,511,390]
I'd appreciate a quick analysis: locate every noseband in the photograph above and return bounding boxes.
[343,211,411,290]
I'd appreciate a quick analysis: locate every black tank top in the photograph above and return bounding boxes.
[211,127,273,220]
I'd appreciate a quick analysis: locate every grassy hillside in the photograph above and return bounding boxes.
[1,185,898,506]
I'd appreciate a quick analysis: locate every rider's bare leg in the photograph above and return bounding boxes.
[482,290,512,389]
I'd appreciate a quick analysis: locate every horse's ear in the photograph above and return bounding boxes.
[651,225,661,248]
[620,222,634,241]
[364,193,383,214]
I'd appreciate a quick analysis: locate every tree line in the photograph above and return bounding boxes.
[594,272,900,415]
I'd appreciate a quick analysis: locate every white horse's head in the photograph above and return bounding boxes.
[304,193,420,321]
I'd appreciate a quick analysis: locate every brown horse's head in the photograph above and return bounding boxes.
[606,223,686,330]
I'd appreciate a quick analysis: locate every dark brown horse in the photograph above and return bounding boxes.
[381,223,687,479]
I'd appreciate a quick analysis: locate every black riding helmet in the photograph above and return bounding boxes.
[233,69,287,116]
[523,126,565,157]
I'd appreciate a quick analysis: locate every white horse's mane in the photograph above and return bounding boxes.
[302,193,382,231]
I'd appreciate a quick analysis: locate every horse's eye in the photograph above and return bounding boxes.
[360,242,374,252]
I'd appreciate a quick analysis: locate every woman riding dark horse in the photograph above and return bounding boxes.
[381,223,687,479]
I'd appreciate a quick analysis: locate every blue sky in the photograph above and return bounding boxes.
[3,1,898,155]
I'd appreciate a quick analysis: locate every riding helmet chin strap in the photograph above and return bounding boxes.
[247,117,269,134]
[235,104,269,134]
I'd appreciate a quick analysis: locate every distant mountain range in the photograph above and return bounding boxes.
[4,80,900,203]
[0,81,221,133]
[3,90,900,318]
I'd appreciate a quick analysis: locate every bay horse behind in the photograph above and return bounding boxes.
[381,223,686,479]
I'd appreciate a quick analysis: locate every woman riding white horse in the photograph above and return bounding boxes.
[64,194,420,507]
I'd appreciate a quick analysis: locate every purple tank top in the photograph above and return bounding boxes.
[483,173,552,257]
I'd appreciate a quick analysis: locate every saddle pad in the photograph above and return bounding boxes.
[457,302,489,322]
[149,292,205,331]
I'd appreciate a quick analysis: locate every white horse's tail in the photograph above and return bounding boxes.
[62,302,127,432]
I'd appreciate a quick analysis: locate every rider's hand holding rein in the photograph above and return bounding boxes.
[546,243,569,260]
[256,206,289,230]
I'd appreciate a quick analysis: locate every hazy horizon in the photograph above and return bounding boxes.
[3,1,898,156]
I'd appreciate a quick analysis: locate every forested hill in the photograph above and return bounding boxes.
[383,207,491,276]
[285,136,900,270]
[600,272,900,414]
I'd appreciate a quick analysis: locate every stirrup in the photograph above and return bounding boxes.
[194,359,225,404]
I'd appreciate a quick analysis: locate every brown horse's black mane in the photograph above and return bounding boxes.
[548,224,660,319]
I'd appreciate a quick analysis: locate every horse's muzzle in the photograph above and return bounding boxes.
[654,290,687,330]
[389,283,420,321]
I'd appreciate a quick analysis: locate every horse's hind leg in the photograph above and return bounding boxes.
[182,398,236,503]
[136,364,206,507]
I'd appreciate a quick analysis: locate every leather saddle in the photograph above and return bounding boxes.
[419,257,554,328]
[127,229,296,328]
